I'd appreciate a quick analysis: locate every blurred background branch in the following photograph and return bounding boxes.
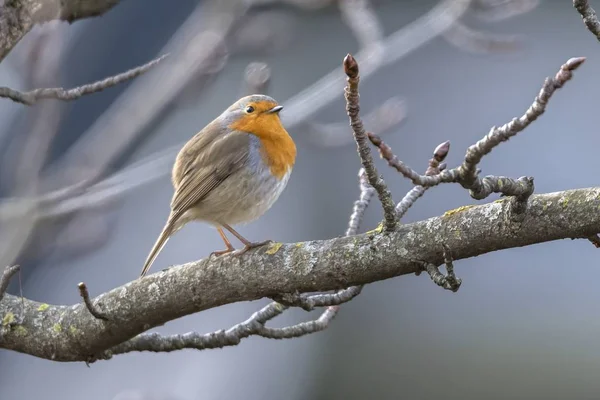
[6,1,598,400]
[0,0,537,273]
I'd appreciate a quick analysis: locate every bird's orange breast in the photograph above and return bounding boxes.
[229,112,296,179]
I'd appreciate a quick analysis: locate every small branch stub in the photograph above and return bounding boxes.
[0,265,20,302]
[78,282,108,321]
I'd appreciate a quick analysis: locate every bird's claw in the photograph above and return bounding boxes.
[210,248,235,258]
[233,239,274,256]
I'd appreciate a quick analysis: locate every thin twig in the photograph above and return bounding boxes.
[0,265,20,302]
[424,263,456,291]
[257,307,339,339]
[106,301,339,357]
[395,140,450,219]
[574,0,600,41]
[0,54,168,106]
[423,245,462,292]
[368,57,585,203]
[78,283,108,321]
[344,53,397,231]
[347,168,377,236]
[442,245,461,291]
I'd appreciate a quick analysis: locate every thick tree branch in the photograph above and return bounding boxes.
[1,187,600,362]
[0,0,122,62]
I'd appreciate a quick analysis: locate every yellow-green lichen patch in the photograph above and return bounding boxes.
[69,325,79,336]
[265,242,283,255]
[443,205,475,217]
[365,221,385,236]
[560,197,569,208]
[52,323,62,333]
[37,303,50,312]
[2,312,14,326]
[14,325,27,337]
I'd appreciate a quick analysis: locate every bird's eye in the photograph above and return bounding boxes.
[245,105,255,113]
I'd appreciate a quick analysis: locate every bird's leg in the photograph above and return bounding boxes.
[210,227,236,257]
[222,223,273,255]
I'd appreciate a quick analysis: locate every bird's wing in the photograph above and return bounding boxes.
[169,130,252,221]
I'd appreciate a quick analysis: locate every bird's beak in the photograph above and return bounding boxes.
[267,105,283,114]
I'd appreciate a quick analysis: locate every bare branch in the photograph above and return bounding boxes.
[347,168,377,236]
[425,263,455,290]
[78,283,108,321]
[0,265,20,302]
[395,141,450,219]
[574,0,600,41]
[368,57,585,203]
[257,307,339,339]
[0,54,168,105]
[97,161,376,358]
[1,187,600,361]
[0,0,122,62]
[106,303,339,357]
[424,246,461,292]
[108,302,288,356]
[109,154,378,356]
[344,53,397,231]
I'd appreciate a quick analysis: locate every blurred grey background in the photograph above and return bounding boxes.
[1,0,600,399]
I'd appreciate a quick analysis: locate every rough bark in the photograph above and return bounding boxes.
[0,0,121,62]
[1,186,599,362]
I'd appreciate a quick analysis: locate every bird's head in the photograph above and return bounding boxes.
[223,94,286,138]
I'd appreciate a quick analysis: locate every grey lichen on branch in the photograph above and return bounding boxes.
[2,187,600,362]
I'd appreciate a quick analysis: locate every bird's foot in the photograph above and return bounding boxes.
[210,248,235,258]
[233,239,274,256]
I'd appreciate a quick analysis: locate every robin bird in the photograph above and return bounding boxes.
[140,94,296,277]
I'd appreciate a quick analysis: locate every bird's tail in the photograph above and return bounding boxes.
[140,216,176,277]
